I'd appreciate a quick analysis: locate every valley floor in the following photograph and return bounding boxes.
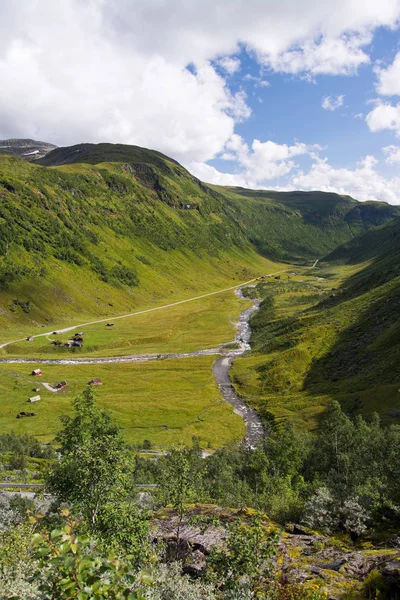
[0,266,286,448]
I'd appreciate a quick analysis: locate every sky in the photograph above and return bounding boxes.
[2,1,400,203]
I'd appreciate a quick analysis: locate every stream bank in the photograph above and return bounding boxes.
[212,287,264,449]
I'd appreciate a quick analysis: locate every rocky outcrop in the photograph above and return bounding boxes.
[152,505,400,598]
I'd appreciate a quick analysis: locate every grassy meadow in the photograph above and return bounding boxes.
[2,289,254,358]
[0,246,281,346]
[0,356,244,448]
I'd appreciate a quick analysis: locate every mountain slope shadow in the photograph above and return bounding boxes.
[303,271,400,423]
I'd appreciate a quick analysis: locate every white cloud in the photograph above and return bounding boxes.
[383,144,400,163]
[322,95,345,111]
[188,134,319,187]
[188,162,250,188]
[291,155,400,203]
[244,74,270,87]
[375,51,400,95]
[190,149,400,204]
[1,0,400,164]
[217,57,241,74]
[366,50,400,137]
[366,101,400,137]
[262,33,371,76]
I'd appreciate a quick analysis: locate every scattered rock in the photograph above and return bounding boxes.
[183,549,207,577]
[381,559,400,587]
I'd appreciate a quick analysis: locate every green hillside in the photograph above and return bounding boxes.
[36,141,180,170]
[214,185,399,262]
[1,141,400,448]
[232,229,400,429]
[1,142,398,336]
[0,151,272,338]
[324,216,400,296]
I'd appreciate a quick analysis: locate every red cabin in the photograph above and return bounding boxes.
[32,369,42,376]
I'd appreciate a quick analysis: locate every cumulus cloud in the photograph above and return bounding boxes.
[191,147,400,204]
[322,95,345,111]
[375,51,400,95]
[383,144,400,163]
[1,0,400,165]
[217,57,241,74]
[366,101,400,137]
[366,51,400,137]
[189,134,319,188]
[290,155,400,203]
[263,34,371,76]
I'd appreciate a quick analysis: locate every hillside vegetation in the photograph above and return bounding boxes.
[216,185,399,262]
[0,150,272,339]
[1,141,398,339]
[232,218,400,429]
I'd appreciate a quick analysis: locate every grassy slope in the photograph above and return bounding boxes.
[0,357,245,448]
[1,144,397,340]
[232,249,400,430]
[2,142,400,446]
[0,153,280,341]
[214,186,400,262]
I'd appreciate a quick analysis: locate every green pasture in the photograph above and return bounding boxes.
[3,290,253,358]
[0,357,245,448]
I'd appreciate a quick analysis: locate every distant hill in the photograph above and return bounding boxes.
[215,185,400,262]
[37,142,180,171]
[232,212,400,430]
[0,138,56,161]
[324,216,400,295]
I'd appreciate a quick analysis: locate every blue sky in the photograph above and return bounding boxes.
[2,1,400,202]
[202,27,400,200]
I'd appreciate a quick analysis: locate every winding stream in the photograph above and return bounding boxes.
[212,288,264,449]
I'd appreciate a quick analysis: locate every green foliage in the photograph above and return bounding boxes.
[0,520,40,599]
[112,265,138,287]
[157,443,204,557]
[0,432,55,459]
[362,569,387,598]
[149,401,400,536]
[199,423,307,522]
[207,515,279,598]
[46,387,132,529]
[158,443,204,511]
[0,263,31,288]
[95,502,150,566]
[30,509,149,599]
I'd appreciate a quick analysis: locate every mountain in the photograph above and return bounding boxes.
[0,138,56,161]
[36,141,180,170]
[215,185,400,262]
[0,140,399,334]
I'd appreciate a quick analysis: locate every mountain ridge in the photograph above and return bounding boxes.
[0,138,56,161]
